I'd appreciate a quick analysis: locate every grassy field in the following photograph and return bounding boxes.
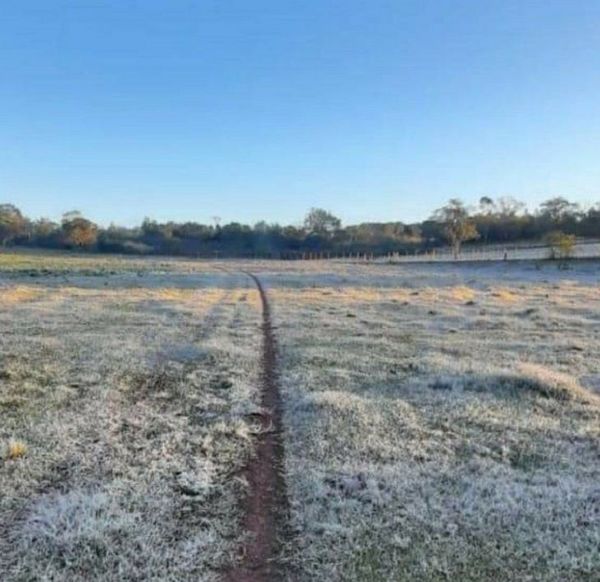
[1,251,599,580]
[0,254,263,581]
[263,260,600,581]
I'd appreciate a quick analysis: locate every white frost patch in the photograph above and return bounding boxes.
[21,488,139,551]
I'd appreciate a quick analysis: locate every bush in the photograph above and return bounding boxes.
[546,231,576,262]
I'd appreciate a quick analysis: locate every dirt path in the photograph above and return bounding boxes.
[224,272,289,582]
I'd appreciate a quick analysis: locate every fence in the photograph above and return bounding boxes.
[374,239,600,263]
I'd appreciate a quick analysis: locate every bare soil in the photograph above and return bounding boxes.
[224,273,289,582]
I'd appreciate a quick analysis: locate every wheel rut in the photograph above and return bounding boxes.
[223,272,289,582]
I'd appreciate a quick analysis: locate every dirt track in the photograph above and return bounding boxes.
[224,273,289,582]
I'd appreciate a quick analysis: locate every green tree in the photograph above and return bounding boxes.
[478,196,495,214]
[432,199,479,258]
[304,208,341,235]
[539,197,579,223]
[0,204,26,246]
[546,230,576,263]
[475,196,496,243]
[31,218,60,247]
[61,211,98,248]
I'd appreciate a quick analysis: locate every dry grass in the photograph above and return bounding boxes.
[489,287,519,303]
[5,440,28,460]
[449,285,476,302]
[0,286,43,304]
[516,363,600,404]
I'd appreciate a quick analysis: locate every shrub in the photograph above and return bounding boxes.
[546,231,576,262]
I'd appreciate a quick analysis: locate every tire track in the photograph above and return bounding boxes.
[224,272,289,582]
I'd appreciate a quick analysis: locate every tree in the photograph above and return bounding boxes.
[432,199,479,258]
[475,196,496,243]
[0,204,26,246]
[61,211,98,248]
[33,218,58,238]
[580,203,600,237]
[304,208,341,235]
[546,230,576,264]
[539,197,579,223]
[31,218,60,247]
[253,220,269,234]
[478,196,495,214]
[496,197,526,217]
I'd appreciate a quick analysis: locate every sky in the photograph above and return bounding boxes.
[1,0,599,227]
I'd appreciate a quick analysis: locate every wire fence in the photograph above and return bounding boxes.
[376,239,600,263]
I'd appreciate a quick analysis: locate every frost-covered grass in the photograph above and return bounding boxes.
[2,252,600,580]
[260,260,600,581]
[0,248,215,275]
[0,260,262,581]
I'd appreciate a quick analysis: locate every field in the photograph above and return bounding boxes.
[1,251,599,581]
[0,253,263,581]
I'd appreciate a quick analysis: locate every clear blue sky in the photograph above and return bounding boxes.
[1,1,599,227]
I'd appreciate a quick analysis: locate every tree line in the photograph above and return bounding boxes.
[0,197,599,258]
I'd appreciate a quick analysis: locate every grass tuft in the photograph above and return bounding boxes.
[450,285,476,302]
[6,439,28,459]
[516,363,600,404]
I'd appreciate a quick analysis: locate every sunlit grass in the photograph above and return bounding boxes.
[6,439,28,460]
[0,286,44,303]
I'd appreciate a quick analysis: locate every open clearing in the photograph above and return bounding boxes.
[1,252,600,581]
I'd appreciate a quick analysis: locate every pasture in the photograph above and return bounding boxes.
[1,251,599,581]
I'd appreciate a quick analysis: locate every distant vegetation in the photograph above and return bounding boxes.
[1,196,599,258]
